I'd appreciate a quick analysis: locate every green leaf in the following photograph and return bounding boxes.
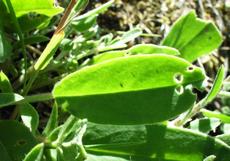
[43,103,58,136]
[23,143,44,161]
[62,0,89,30]
[23,35,49,45]
[128,44,180,56]
[0,93,24,109]
[19,103,39,135]
[201,109,230,123]
[18,15,51,32]
[74,0,114,22]
[73,0,89,14]
[204,65,225,104]
[189,118,221,134]
[0,120,37,161]
[34,31,65,71]
[0,71,13,92]
[3,0,64,17]
[0,16,12,63]
[72,0,114,32]
[89,50,127,65]
[90,44,180,66]
[0,141,12,161]
[53,54,205,124]
[84,123,230,161]
[112,28,142,46]
[99,28,142,52]
[161,11,222,62]
[72,15,97,32]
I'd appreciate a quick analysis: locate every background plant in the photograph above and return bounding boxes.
[0,0,230,161]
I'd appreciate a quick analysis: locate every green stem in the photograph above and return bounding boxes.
[22,69,39,95]
[77,144,88,160]
[174,99,205,126]
[24,93,54,103]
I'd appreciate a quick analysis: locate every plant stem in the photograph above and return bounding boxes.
[9,93,53,119]
[9,93,54,107]
[24,93,54,103]
[174,99,205,126]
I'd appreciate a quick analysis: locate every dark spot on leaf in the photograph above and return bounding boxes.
[120,83,124,88]
[131,73,136,78]
[187,66,194,72]
[208,36,212,40]
[16,139,27,146]
[155,69,160,74]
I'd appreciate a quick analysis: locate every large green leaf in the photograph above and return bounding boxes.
[84,123,230,161]
[0,141,12,161]
[0,121,37,161]
[161,11,222,62]
[3,0,64,17]
[53,54,205,124]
